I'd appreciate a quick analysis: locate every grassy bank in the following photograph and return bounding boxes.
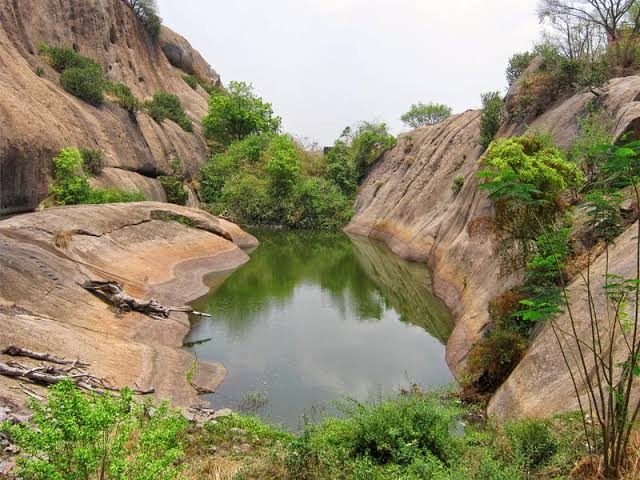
[3,381,638,480]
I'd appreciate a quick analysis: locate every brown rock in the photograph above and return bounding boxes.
[0,0,218,214]
[0,202,258,409]
[347,75,640,420]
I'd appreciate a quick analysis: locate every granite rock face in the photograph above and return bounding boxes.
[0,202,258,409]
[0,0,220,214]
[347,76,640,419]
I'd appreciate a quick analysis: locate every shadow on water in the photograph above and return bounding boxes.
[186,229,454,429]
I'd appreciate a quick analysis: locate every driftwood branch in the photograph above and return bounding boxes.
[0,346,154,396]
[82,280,211,319]
[2,346,89,367]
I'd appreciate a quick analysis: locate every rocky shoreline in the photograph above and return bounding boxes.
[0,202,257,411]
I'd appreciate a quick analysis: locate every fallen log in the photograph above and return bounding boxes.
[82,280,211,319]
[2,346,89,367]
[0,361,154,396]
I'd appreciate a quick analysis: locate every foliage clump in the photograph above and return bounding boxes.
[145,92,193,132]
[401,102,452,128]
[451,175,464,194]
[40,45,106,106]
[200,134,352,230]
[479,91,504,150]
[505,419,558,469]
[182,74,198,90]
[506,51,537,86]
[203,81,281,149]
[106,82,140,114]
[158,158,189,205]
[79,147,104,176]
[124,0,162,38]
[3,380,187,480]
[50,148,145,205]
[478,135,583,249]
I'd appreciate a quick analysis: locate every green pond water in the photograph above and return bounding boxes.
[186,230,454,429]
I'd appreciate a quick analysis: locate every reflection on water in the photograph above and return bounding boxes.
[186,230,453,429]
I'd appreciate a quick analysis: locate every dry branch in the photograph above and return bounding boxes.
[0,347,154,395]
[82,280,211,319]
[2,346,89,367]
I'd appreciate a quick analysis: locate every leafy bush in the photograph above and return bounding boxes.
[42,45,96,73]
[183,74,198,89]
[325,138,358,196]
[40,45,107,106]
[50,148,93,204]
[87,188,146,204]
[106,82,140,114]
[145,92,192,132]
[345,394,460,466]
[286,392,462,479]
[506,51,536,86]
[4,380,187,480]
[451,175,464,194]
[79,148,104,176]
[350,122,397,180]
[202,81,281,148]
[124,0,162,38]
[35,66,45,77]
[265,135,300,196]
[478,135,583,248]
[60,64,105,106]
[219,172,272,224]
[199,134,272,203]
[158,175,188,205]
[515,228,572,325]
[466,329,529,394]
[566,105,613,185]
[506,419,557,469]
[401,102,452,128]
[285,177,353,229]
[479,91,504,150]
[50,148,145,205]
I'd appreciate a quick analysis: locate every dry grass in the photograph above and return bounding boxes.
[53,230,73,249]
[182,456,242,480]
[569,430,640,479]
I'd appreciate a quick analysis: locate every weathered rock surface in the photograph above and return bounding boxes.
[0,202,258,409]
[347,75,640,419]
[0,0,220,214]
[159,26,221,89]
[489,223,640,419]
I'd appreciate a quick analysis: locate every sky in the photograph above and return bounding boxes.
[156,0,542,146]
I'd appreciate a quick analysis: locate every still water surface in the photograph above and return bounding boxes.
[186,230,454,429]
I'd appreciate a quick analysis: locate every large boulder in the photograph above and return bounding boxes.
[159,26,222,89]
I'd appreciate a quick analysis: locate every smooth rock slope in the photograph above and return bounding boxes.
[0,0,219,214]
[347,75,640,419]
[0,202,257,409]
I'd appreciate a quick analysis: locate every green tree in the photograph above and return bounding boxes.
[325,130,358,196]
[506,52,536,85]
[401,102,452,128]
[124,0,162,38]
[202,81,281,148]
[265,135,300,196]
[479,91,505,150]
[350,122,397,180]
